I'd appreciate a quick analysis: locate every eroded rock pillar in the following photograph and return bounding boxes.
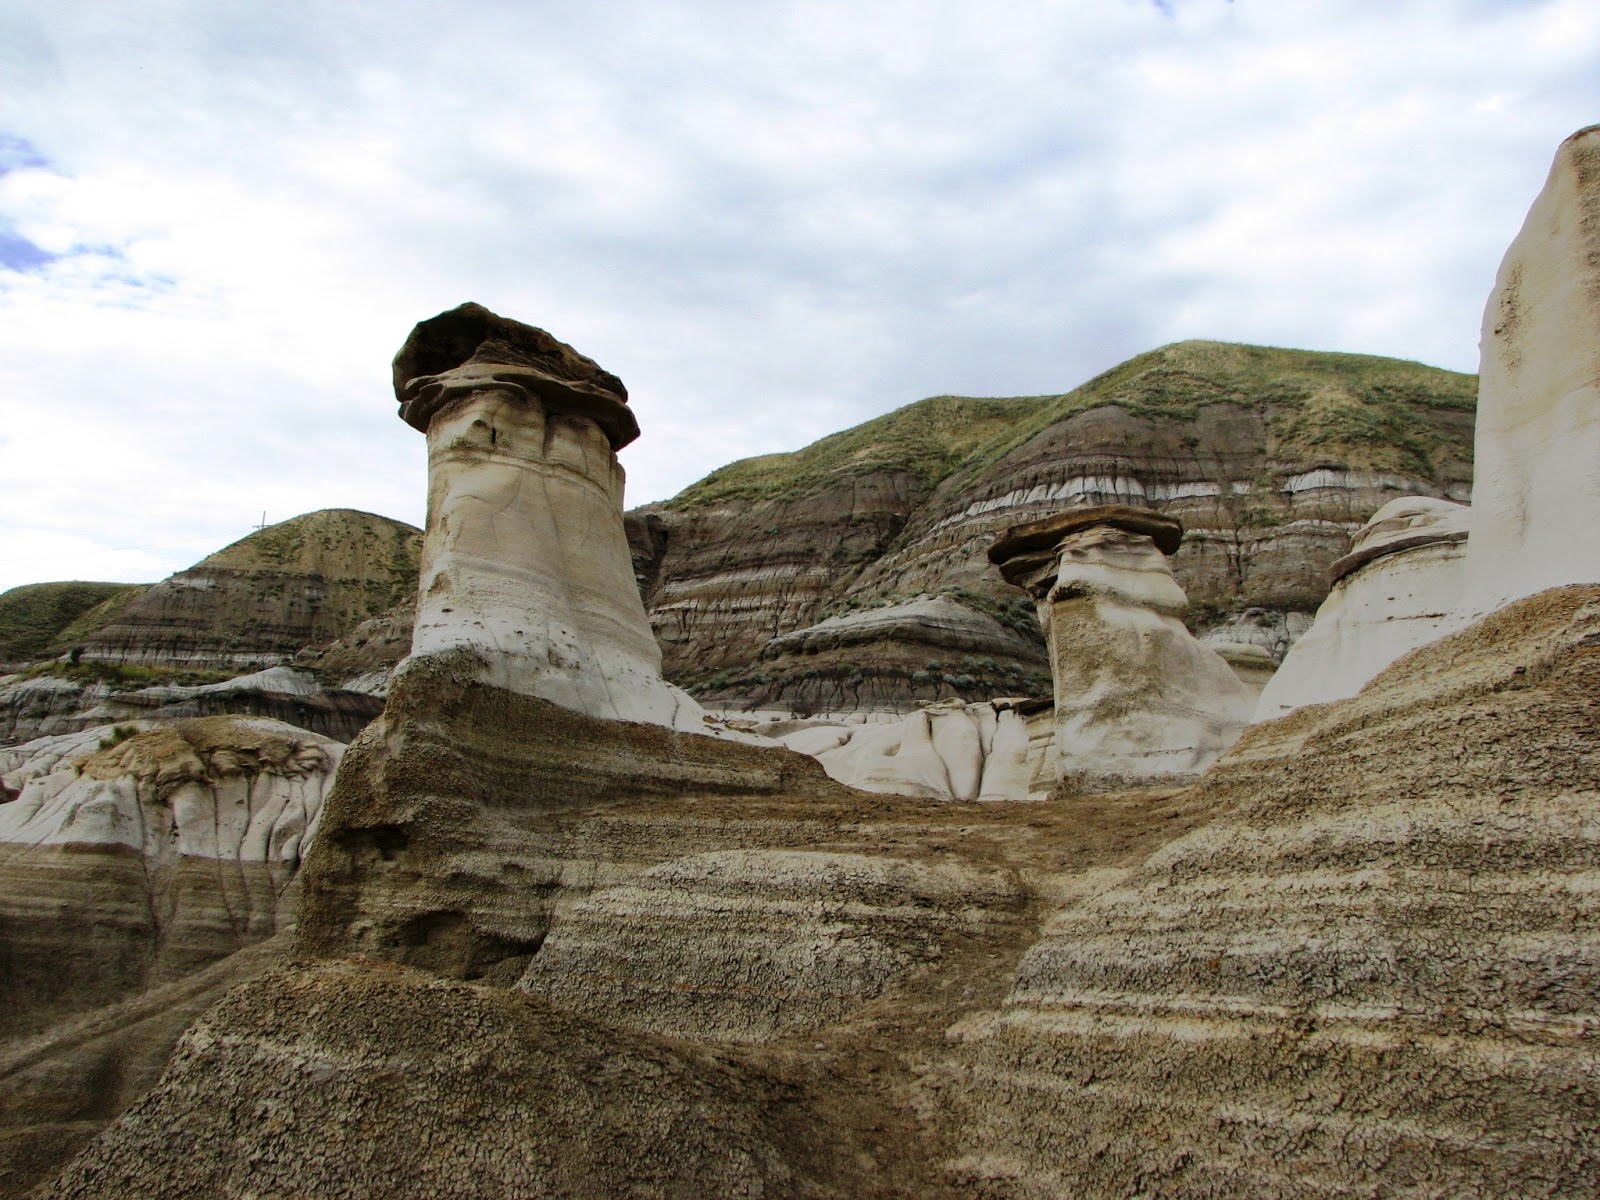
[391,303,702,731]
[1462,124,1600,614]
[989,505,1252,792]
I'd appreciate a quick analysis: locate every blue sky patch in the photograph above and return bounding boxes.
[0,132,48,177]
[0,227,56,272]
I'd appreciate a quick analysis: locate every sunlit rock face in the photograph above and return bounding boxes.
[1463,124,1600,615]
[1256,495,1470,721]
[392,303,702,731]
[991,506,1254,791]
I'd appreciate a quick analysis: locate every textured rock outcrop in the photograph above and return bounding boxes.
[991,505,1254,790]
[37,962,818,1200]
[634,343,1476,714]
[1255,495,1470,719]
[1463,124,1600,616]
[927,585,1600,1198]
[0,666,383,748]
[519,849,1021,1040]
[0,717,341,1039]
[774,697,1055,801]
[393,303,701,731]
[72,509,421,670]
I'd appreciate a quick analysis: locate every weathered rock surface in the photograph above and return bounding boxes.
[394,303,702,731]
[72,509,421,670]
[0,666,383,748]
[39,589,1599,1199]
[991,506,1255,791]
[36,962,822,1200]
[1256,495,1470,720]
[927,585,1600,1198]
[519,848,1021,1041]
[0,717,341,1040]
[634,343,1476,714]
[774,698,1055,801]
[1463,124,1600,617]
[746,595,1050,717]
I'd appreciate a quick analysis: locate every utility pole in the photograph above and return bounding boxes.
[254,511,268,531]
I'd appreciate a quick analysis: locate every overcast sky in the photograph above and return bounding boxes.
[0,0,1595,593]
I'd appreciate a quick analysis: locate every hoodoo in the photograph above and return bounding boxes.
[1462,124,1600,614]
[392,303,702,730]
[989,504,1253,791]
[1256,495,1470,720]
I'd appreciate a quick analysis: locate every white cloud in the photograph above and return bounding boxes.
[0,0,1596,594]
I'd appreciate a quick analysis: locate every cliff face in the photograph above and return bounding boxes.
[73,510,421,671]
[631,341,1476,712]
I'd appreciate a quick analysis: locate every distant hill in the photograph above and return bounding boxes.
[0,582,150,665]
[71,509,423,671]
[629,340,1477,712]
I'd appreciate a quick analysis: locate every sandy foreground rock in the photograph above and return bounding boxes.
[17,585,1598,1200]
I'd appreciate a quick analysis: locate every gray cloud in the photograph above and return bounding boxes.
[0,0,1596,592]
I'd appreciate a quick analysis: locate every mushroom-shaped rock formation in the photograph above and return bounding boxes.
[1462,124,1600,615]
[1255,495,1471,721]
[391,303,702,731]
[989,505,1254,792]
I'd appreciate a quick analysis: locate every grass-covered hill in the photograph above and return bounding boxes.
[0,582,152,664]
[666,340,1476,511]
[70,509,423,670]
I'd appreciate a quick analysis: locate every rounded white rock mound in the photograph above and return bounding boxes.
[1255,495,1470,721]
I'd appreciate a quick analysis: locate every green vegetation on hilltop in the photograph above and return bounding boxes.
[666,393,1053,507]
[200,508,423,617]
[954,340,1477,481]
[0,581,149,664]
[663,340,1477,510]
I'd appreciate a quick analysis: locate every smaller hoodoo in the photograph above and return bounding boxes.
[989,504,1253,792]
[1255,495,1470,721]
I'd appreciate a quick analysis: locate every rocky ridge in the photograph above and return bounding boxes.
[72,508,421,671]
[631,341,1476,713]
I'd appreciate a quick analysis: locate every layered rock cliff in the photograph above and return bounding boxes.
[72,509,421,670]
[0,583,148,667]
[630,340,1476,713]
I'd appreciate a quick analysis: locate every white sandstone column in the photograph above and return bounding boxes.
[392,304,703,731]
[989,506,1253,792]
[1461,124,1600,615]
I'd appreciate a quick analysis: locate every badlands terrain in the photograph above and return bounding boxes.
[0,125,1597,1198]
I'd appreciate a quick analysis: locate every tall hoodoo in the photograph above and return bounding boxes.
[1462,124,1600,614]
[392,303,702,731]
[989,505,1253,791]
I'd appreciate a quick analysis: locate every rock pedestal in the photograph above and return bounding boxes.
[1462,124,1600,615]
[989,505,1253,792]
[1255,495,1470,720]
[391,303,701,731]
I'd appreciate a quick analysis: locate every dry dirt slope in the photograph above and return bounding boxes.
[28,585,1599,1198]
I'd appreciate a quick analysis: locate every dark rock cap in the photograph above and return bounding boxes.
[988,504,1184,588]
[393,303,639,449]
